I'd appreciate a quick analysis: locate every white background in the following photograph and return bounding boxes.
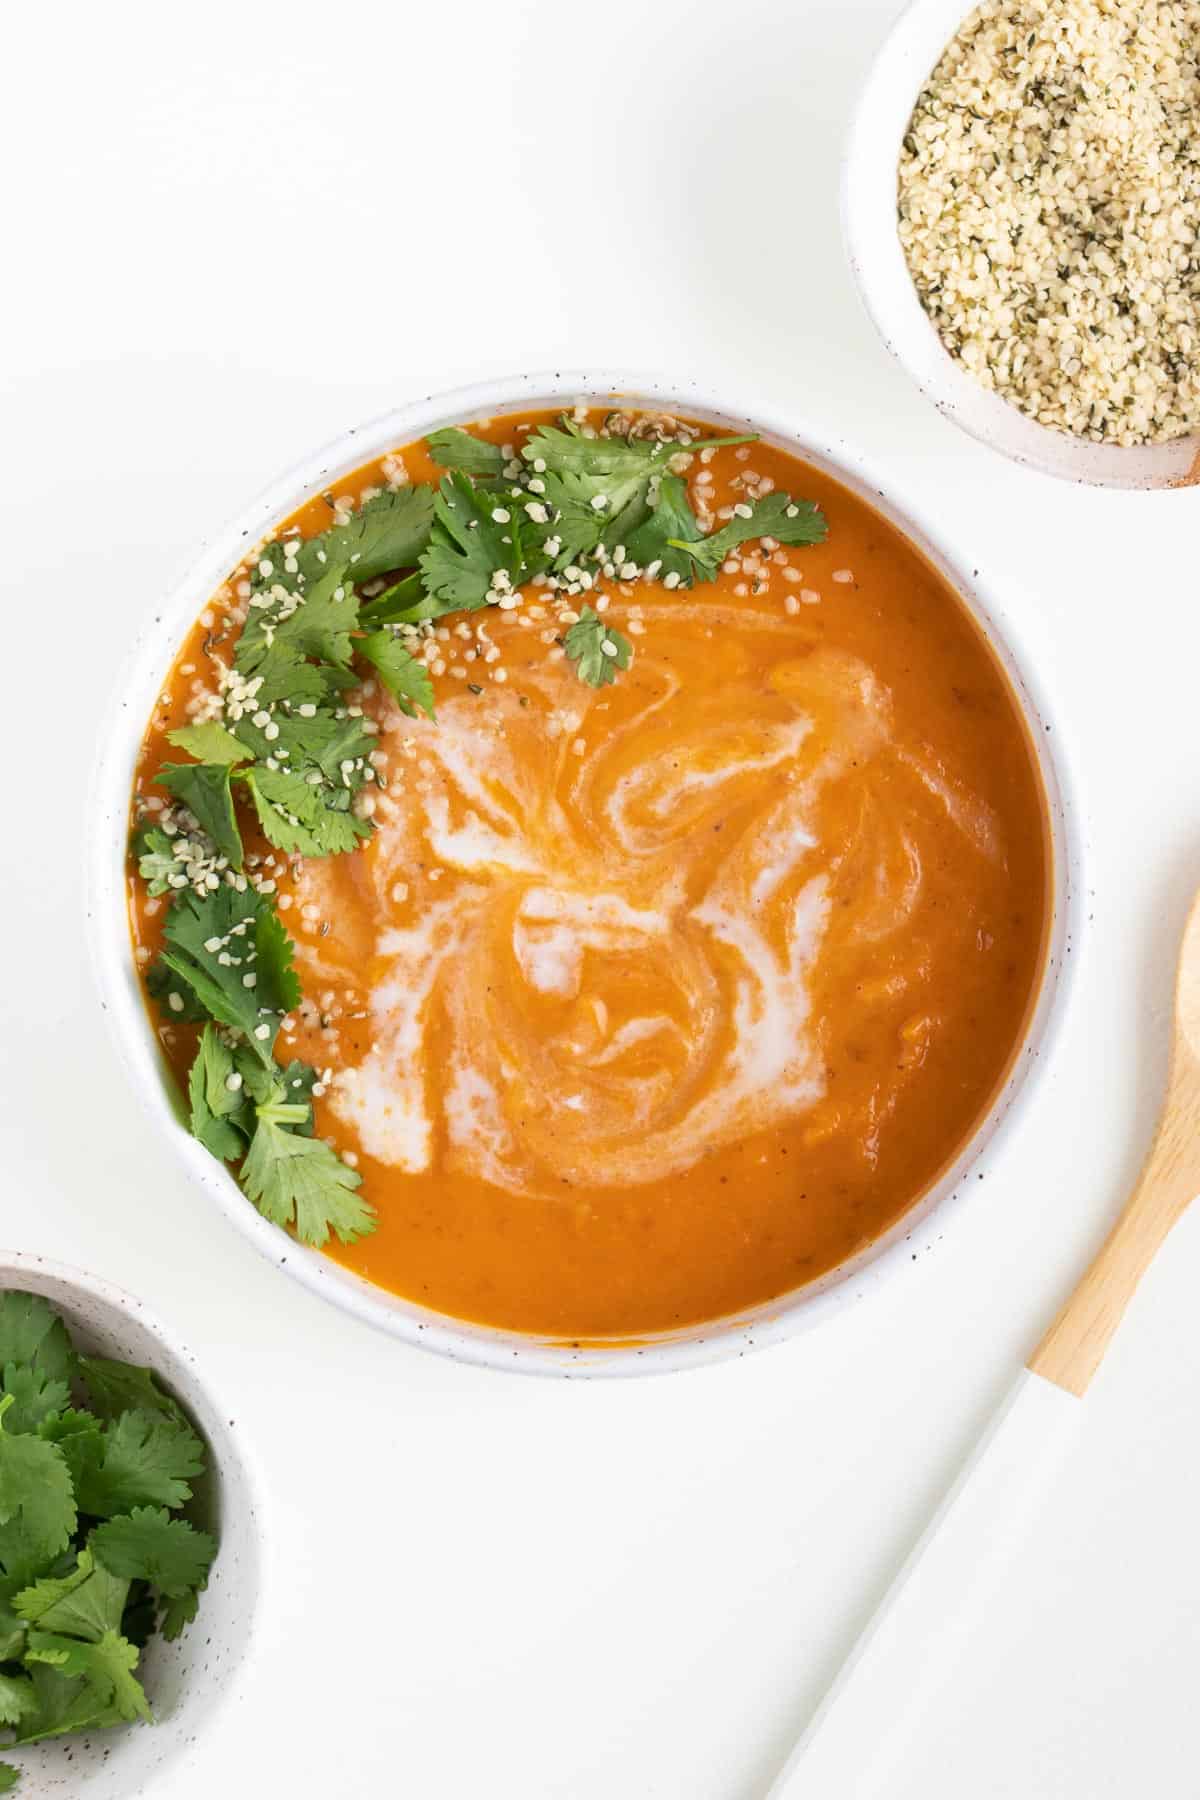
[4,1,1200,1794]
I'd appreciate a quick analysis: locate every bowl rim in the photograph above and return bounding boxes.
[86,367,1084,1377]
[841,0,1200,490]
[0,1248,266,1793]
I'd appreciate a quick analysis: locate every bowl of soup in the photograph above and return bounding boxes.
[88,372,1079,1373]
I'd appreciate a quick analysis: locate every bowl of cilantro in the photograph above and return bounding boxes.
[0,1253,261,1795]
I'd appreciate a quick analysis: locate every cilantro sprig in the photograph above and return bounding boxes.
[147,887,371,1248]
[564,609,632,688]
[0,1292,218,1784]
[668,490,827,577]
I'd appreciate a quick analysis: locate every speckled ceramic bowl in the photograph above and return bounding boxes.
[89,370,1081,1376]
[843,0,1200,489]
[0,1253,262,1796]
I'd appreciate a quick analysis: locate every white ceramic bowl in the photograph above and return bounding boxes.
[0,1251,262,1795]
[843,0,1200,490]
[88,371,1081,1376]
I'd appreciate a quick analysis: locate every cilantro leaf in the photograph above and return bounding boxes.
[13,1548,129,1643]
[0,1605,24,1663]
[134,826,180,897]
[356,631,436,720]
[418,473,535,613]
[154,763,244,871]
[242,645,356,709]
[622,475,703,584]
[159,1587,200,1642]
[38,1411,104,1499]
[521,424,754,569]
[75,1409,204,1517]
[427,428,505,477]
[0,1674,35,1729]
[0,1296,73,1387]
[145,956,209,1023]
[358,571,442,628]
[668,491,828,579]
[11,1659,111,1745]
[241,767,370,859]
[521,421,674,484]
[0,1400,76,1587]
[236,562,361,681]
[166,723,250,766]
[0,1762,20,1792]
[0,1368,69,1438]
[187,1026,252,1161]
[23,1630,150,1728]
[160,885,298,1064]
[77,1360,188,1428]
[241,1090,373,1247]
[92,1508,216,1600]
[232,710,377,816]
[564,608,633,688]
[258,487,434,595]
[278,711,378,784]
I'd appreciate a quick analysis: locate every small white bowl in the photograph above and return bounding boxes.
[0,1252,262,1796]
[88,370,1082,1376]
[843,0,1200,489]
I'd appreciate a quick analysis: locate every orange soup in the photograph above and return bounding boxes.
[129,409,1049,1337]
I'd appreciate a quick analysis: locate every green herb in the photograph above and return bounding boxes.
[240,1082,372,1247]
[22,1630,150,1731]
[165,723,250,766]
[78,1360,189,1426]
[154,763,243,870]
[156,885,298,1065]
[0,1397,77,1587]
[0,1370,70,1439]
[89,1510,216,1601]
[0,1298,72,1387]
[13,1548,129,1641]
[133,828,180,897]
[357,570,430,628]
[668,491,827,579]
[564,608,633,687]
[186,1025,252,1161]
[0,1293,216,1780]
[357,630,436,720]
[148,880,367,1246]
[419,473,540,613]
[144,959,208,1024]
[621,474,703,584]
[240,766,370,859]
[74,1408,205,1517]
[255,486,434,595]
[521,423,755,569]
[427,428,506,478]
[236,561,360,680]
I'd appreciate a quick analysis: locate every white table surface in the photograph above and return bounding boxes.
[4,1,1200,1794]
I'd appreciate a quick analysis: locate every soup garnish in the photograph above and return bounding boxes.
[129,407,1048,1336]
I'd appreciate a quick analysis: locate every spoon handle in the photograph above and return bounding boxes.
[765,1370,1081,1800]
[1031,1077,1200,1394]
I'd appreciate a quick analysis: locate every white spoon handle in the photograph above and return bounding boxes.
[767,1369,1082,1800]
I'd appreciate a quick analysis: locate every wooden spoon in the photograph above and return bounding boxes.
[767,892,1200,1798]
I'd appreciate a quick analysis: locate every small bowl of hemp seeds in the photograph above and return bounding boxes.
[843,0,1200,488]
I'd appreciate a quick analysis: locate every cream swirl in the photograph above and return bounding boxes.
[289,612,1000,1197]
